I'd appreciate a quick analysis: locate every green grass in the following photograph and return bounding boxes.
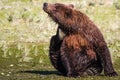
[0,43,120,80]
[0,0,120,80]
[0,45,120,80]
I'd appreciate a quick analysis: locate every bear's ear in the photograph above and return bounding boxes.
[68,4,74,8]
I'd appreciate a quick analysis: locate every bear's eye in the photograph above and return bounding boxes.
[65,9,72,18]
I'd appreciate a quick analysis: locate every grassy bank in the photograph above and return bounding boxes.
[0,0,120,80]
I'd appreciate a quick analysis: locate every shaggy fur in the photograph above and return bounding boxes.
[43,3,118,77]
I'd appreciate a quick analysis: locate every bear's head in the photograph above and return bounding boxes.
[43,3,90,35]
[43,3,75,25]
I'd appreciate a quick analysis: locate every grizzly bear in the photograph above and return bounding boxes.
[43,3,118,77]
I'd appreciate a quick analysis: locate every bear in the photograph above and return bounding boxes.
[43,2,118,77]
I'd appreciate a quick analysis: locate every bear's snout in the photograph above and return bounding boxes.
[43,3,55,14]
[43,2,49,12]
[43,2,48,8]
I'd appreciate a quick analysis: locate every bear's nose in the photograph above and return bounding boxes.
[43,2,48,7]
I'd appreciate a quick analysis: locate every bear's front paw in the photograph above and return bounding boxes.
[67,72,72,77]
[67,72,78,78]
[105,72,118,77]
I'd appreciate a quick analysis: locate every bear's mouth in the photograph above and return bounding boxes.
[43,2,53,14]
[43,3,58,22]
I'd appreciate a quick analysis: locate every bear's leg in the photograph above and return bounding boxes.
[74,53,102,77]
[60,40,73,77]
[98,42,118,76]
[49,35,66,75]
[60,40,80,77]
[61,53,72,77]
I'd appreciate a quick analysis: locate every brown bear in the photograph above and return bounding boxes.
[43,3,118,77]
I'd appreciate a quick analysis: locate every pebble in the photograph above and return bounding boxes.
[1,72,5,75]
[10,64,14,67]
